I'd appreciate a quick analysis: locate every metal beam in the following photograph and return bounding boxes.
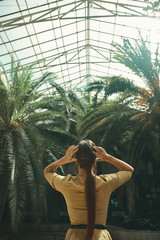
[85,0,91,83]
[0,1,83,28]
[1,0,157,29]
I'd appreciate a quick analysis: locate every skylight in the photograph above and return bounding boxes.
[1,0,160,90]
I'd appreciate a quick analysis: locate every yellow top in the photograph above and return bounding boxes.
[45,171,132,239]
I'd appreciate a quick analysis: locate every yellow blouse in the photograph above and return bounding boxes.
[45,171,132,240]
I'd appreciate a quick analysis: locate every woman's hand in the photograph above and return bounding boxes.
[44,145,79,175]
[93,146,134,172]
[93,146,109,162]
[63,145,79,164]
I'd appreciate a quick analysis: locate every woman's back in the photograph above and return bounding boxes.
[44,141,134,239]
[45,170,132,239]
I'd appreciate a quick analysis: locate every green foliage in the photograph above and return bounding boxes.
[0,59,74,231]
[113,35,160,100]
[144,0,160,13]
[112,35,160,162]
[76,34,160,222]
[1,34,160,230]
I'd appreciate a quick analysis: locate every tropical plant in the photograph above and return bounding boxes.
[113,35,160,164]
[77,34,160,218]
[144,0,160,13]
[112,35,160,218]
[79,35,160,166]
[78,74,140,149]
[83,76,138,106]
[0,59,73,231]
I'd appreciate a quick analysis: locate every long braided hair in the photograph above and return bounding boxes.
[75,140,96,240]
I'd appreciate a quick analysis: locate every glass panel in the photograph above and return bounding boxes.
[0,0,160,89]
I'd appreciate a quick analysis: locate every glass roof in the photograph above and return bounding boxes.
[1,0,160,90]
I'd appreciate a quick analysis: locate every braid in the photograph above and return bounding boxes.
[85,168,95,240]
[75,140,96,240]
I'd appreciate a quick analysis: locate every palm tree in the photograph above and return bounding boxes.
[83,76,138,106]
[0,59,71,231]
[113,35,160,164]
[79,35,160,165]
[77,35,160,217]
[112,35,160,217]
[78,74,140,149]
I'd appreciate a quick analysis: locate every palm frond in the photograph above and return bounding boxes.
[127,121,151,166]
[68,90,85,112]
[45,149,65,175]
[8,180,26,232]
[17,127,46,215]
[50,81,66,97]
[3,131,26,231]
[81,102,138,145]
[26,96,68,112]
[0,58,74,231]
[113,34,160,99]
[0,62,9,87]
[78,102,130,135]
[23,110,70,131]
[84,80,104,92]
[102,76,139,97]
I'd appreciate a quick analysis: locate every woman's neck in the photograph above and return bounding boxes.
[78,168,87,176]
[78,166,94,176]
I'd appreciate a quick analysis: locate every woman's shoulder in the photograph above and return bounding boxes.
[96,171,132,183]
[96,173,115,182]
[96,171,133,191]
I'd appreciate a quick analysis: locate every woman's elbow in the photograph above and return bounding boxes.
[43,168,47,177]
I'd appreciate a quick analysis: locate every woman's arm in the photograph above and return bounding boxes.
[43,145,78,176]
[93,146,134,172]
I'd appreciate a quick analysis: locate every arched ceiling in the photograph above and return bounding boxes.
[1,0,160,90]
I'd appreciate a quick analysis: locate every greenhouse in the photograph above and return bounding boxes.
[0,1,160,240]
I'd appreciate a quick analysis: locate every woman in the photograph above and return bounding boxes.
[44,140,134,240]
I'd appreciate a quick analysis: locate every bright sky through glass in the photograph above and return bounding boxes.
[1,0,160,91]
